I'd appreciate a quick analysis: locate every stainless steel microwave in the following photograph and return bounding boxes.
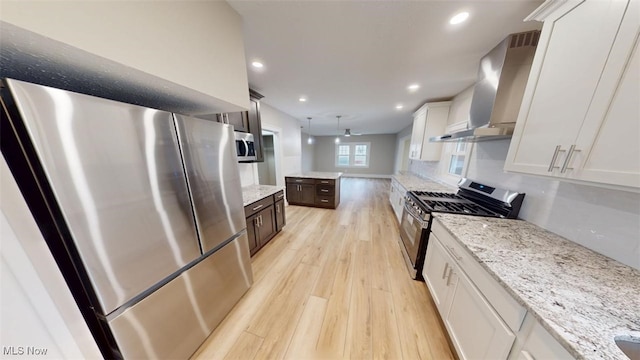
[235,132,256,162]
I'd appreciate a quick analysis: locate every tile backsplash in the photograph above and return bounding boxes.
[410,140,640,270]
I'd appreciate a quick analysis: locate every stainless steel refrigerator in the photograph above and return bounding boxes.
[0,79,253,359]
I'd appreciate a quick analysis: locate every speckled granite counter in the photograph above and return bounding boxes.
[241,185,284,206]
[433,213,640,360]
[392,172,456,192]
[286,172,342,180]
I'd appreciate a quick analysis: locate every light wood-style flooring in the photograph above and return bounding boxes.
[192,178,454,360]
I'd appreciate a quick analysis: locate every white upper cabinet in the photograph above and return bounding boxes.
[409,101,451,161]
[505,0,639,190]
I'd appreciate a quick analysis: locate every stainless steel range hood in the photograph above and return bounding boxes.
[431,30,540,143]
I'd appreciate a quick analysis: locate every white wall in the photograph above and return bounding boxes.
[0,0,249,110]
[313,134,397,177]
[1,158,102,359]
[301,132,315,173]
[393,125,413,174]
[408,86,640,270]
[239,103,302,187]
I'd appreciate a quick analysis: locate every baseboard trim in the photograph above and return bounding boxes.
[341,174,392,179]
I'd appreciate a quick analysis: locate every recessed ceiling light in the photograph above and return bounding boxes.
[408,84,420,91]
[396,104,404,110]
[251,61,264,68]
[450,12,469,25]
[299,97,307,102]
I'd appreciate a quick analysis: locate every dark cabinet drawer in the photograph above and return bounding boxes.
[316,185,334,196]
[315,195,335,207]
[315,179,335,185]
[285,177,315,185]
[244,196,274,218]
[273,190,285,202]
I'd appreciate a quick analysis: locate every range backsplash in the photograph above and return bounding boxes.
[409,140,640,270]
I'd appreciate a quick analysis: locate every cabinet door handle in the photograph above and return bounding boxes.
[321,181,329,184]
[276,204,280,213]
[321,189,329,192]
[295,179,303,182]
[547,145,566,172]
[254,217,259,226]
[259,215,263,226]
[252,204,264,211]
[560,145,581,173]
[442,262,449,280]
[321,199,329,203]
[445,267,454,286]
[277,194,284,199]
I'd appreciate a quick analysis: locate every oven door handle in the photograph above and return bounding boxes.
[403,203,430,228]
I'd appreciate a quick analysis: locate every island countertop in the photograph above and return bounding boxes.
[285,172,342,180]
[433,213,640,360]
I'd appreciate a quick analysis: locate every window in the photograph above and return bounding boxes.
[448,140,467,176]
[335,142,370,167]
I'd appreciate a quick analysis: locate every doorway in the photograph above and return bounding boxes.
[257,131,277,185]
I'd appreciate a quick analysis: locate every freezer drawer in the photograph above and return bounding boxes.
[174,114,246,253]
[109,234,253,359]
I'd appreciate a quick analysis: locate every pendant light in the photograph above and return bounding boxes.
[307,117,314,145]
[335,115,341,144]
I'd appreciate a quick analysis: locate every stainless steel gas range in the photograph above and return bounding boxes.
[398,178,524,280]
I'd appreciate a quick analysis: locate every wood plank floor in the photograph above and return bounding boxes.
[192,178,454,360]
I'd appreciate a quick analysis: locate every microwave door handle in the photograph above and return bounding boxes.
[238,139,247,156]
[242,139,249,156]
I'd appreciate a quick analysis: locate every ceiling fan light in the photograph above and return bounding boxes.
[335,137,340,144]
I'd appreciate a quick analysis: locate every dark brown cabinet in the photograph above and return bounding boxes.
[275,199,286,231]
[217,112,249,132]
[286,178,315,206]
[244,190,285,256]
[285,177,341,209]
[217,89,264,162]
[274,191,286,231]
[247,90,264,162]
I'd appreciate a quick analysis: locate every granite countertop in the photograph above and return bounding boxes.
[286,172,342,180]
[241,185,284,207]
[391,172,456,192]
[433,213,640,360]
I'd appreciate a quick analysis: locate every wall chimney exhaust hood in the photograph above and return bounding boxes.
[431,30,540,143]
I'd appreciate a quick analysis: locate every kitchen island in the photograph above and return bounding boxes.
[285,172,342,209]
[430,213,640,360]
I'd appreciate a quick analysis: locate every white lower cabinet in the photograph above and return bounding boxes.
[424,219,576,360]
[424,231,515,360]
[389,179,407,223]
[446,269,516,359]
[508,314,574,360]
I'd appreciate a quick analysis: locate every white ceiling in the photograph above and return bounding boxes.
[229,0,543,136]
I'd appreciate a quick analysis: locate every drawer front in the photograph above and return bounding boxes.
[431,219,527,332]
[285,177,315,184]
[316,185,334,196]
[315,195,335,207]
[315,179,335,185]
[273,190,285,202]
[244,196,273,217]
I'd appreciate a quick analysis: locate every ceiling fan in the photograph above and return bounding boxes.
[344,128,362,137]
